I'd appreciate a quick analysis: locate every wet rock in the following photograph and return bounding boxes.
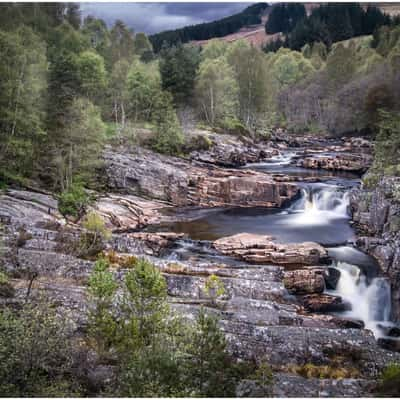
[283,269,325,294]
[377,337,400,353]
[301,294,351,313]
[351,176,400,321]
[214,233,328,266]
[325,267,341,290]
[104,146,298,208]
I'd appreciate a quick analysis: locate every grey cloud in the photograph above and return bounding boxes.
[80,2,251,34]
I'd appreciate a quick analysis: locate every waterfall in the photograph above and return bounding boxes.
[331,261,392,338]
[289,186,350,225]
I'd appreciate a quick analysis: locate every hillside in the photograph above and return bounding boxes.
[151,2,400,50]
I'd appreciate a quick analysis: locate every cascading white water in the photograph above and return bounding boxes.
[331,261,392,338]
[289,186,350,225]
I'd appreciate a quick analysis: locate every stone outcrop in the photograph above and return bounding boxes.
[297,153,372,173]
[104,146,298,208]
[213,233,329,266]
[351,176,400,322]
[283,269,325,294]
[187,130,278,167]
[300,293,351,313]
[91,194,171,231]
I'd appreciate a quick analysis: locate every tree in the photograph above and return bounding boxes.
[159,43,200,102]
[195,57,239,126]
[76,50,107,102]
[127,60,161,122]
[109,59,130,128]
[0,302,78,396]
[226,41,269,129]
[48,98,106,191]
[201,39,228,60]
[0,27,47,181]
[183,308,242,397]
[108,20,135,67]
[151,91,184,155]
[82,16,111,61]
[134,32,154,61]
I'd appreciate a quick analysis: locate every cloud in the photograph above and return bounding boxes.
[80,2,250,34]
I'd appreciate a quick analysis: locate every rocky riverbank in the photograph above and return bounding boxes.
[351,176,400,333]
[0,131,398,396]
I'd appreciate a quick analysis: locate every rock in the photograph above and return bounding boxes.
[377,337,400,353]
[104,146,298,208]
[297,153,371,173]
[351,176,400,321]
[91,194,171,231]
[325,267,341,290]
[214,233,328,266]
[187,131,277,167]
[300,294,351,313]
[0,281,15,298]
[0,189,63,228]
[283,269,325,294]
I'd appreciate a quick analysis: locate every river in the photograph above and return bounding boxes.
[156,149,394,339]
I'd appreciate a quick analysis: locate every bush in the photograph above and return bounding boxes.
[58,182,90,219]
[183,134,213,153]
[376,363,400,396]
[79,212,111,258]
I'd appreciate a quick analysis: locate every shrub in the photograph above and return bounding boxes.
[183,134,213,153]
[58,182,90,219]
[376,363,400,396]
[204,274,226,305]
[79,212,111,258]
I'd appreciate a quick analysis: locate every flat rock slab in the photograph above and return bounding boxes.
[214,233,328,266]
[92,194,171,231]
[104,147,298,208]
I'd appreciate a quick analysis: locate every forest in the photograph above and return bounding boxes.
[1,2,400,397]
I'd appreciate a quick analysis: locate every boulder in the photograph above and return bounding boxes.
[213,233,328,266]
[301,294,351,313]
[283,269,325,294]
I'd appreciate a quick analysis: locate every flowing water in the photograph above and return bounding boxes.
[158,150,394,338]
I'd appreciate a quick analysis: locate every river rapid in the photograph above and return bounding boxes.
[158,150,394,339]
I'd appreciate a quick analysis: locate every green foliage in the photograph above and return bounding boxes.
[251,361,274,396]
[195,56,239,126]
[373,111,400,175]
[159,43,201,102]
[184,308,242,397]
[377,363,400,396]
[0,26,47,180]
[58,181,90,218]
[204,274,226,304]
[76,50,107,100]
[127,60,161,122]
[151,91,184,156]
[0,302,79,396]
[79,212,111,258]
[87,258,250,397]
[266,3,306,34]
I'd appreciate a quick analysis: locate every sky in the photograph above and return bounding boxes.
[80,2,251,35]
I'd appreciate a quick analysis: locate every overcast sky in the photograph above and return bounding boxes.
[80,2,251,34]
